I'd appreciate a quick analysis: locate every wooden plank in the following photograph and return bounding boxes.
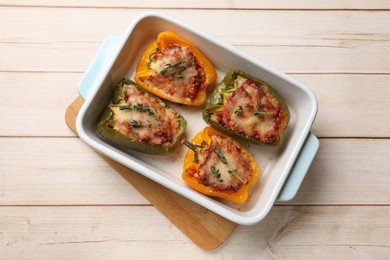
[0,7,390,73]
[294,74,390,138]
[1,8,387,45]
[0,42,98,73]
[0,137,148,205]
[286,139,390,205]
[0,0,389,10]
[1,206,389,258]
[2,41,390,73]
[1,73,390,138]
[1,137,389,205]
[0,72,80,137]
[0,8,389,50]
[1,9,389,73]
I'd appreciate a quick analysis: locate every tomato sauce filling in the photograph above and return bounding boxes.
[194,134,253,192]
[144,43,206,102]
[111,84,181,146]
[213,77,288,144]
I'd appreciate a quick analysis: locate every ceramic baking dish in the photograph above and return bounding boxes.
[76,12,319,225]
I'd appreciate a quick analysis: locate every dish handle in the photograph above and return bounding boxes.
[78,36,122,99]
[276,133,319,202]
[78,36,320,202]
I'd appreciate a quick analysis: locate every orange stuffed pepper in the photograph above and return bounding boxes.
[182,127,259,203]
[135,31,217,106]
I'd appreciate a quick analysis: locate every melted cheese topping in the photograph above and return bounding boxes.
[111,84,180,146]
[149,47,179,72]
[196,134,253,192]
[211,76,288,144]
[143,43,206,102]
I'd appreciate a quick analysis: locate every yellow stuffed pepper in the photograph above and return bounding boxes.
[182,127,259,203]
[135,31,217,106]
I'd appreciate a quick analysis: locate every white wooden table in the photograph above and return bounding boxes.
[1,1,390,258]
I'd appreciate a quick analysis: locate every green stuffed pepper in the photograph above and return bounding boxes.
[203,70,290,145]
[97,79,187,154]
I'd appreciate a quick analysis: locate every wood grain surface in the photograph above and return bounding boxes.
[1,1,390,258]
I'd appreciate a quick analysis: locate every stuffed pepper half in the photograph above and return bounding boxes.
[203,70,290,145]
[97,79,187,154]
[182,127,259,203]
[134,31,217,106]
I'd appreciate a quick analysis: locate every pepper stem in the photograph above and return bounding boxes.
[182,140,207,163]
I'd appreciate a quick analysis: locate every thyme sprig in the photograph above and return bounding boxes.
[176,65,187,79]
[227,169,245,184]
[254,110,275,116]
[133,103,156,115]
[210,166,223,183]
[234,106,243,115]
[160,59,193,79]
[160,60,186,75]
[129,120,143,128]
[119,105,132,110]
[253,104,274,116]
[234,103,250,116]
[119,103,156,116]
[213,145,228,165]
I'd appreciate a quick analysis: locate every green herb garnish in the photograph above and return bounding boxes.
[119,105,132,110]
[254,104,274,116]
[234,106,243,115]
[254,110,265,116]
[227,169,237,175]
[119,104,156,116]
[129,120,143,128]
[160,60,186,75]
[133,103,156,115]
[254,110,275,116]
[213,145,228,165]
[175,65,188,79]
[210,165,223,183]
[228,169,245,183]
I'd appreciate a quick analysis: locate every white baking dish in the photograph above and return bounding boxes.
[76,12,319,225]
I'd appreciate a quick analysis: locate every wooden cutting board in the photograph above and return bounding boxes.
[65,96,237,250]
